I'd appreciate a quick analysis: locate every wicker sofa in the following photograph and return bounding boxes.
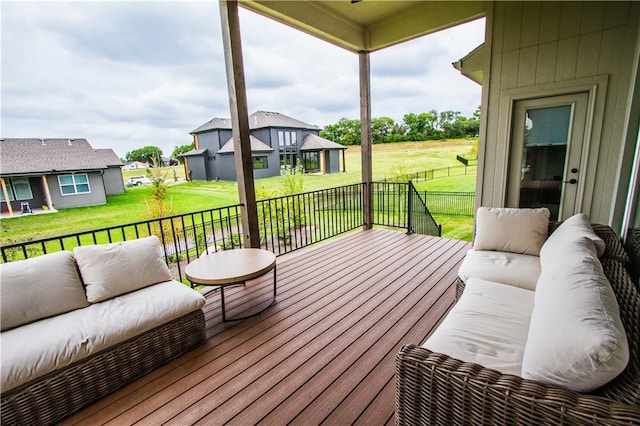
[0,236,207,425]
[396,210,640,425]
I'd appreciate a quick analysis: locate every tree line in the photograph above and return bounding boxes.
[319,107,480,145]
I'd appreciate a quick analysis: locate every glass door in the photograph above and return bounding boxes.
[508,93,588,220]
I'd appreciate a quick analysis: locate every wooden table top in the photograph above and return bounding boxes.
[185,248,276,286]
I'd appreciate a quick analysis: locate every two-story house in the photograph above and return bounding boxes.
[181,111,346,181]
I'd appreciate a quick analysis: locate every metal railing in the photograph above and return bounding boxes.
[0,205,244,282]
[419,191,475,217]
[257,184,364,255]
[408,183,442,236]
[380,164,476,183]
[371,182,441,236]
[0,182,442,275]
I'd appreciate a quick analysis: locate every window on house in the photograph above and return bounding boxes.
[58,174,91,195]
[0,177,33,202]
[303,152,320,171]
[253,156,268,170]
[278,131,297,147]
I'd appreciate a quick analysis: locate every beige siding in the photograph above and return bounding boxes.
[480,1,640,230]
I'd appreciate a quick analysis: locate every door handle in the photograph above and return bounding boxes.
[563,179,577,184]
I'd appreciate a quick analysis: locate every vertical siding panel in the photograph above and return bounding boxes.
[492,1,506,54]
[558,2,583,39]
[517,46,538,87]
[580,2,605,34]
[535,41,558,84]
[575,32,602,78]
[554,36,579,81]
[502,50,520,89]
[502,1,523,52]
[539,1,561,44]
[520,2,541,47]
[603,1,630,30]
[485,50,503,206]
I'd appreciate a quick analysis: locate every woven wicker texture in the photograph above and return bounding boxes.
[1,309,206,425]
[398,224,640,425]
[625,228,640,287]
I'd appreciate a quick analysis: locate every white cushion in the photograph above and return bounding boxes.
[1,280,205,392]
[474,207,550,255]
[74,236,172,303]
[423,277,535,376]
[542,213,605,258]
[458,249,541,291]
[522,255,629,392]
[0,251,89,331]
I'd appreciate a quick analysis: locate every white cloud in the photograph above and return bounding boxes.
[1,1,484,158]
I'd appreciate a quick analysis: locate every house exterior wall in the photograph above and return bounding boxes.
[327,150,341,174]
[185,155,207,181]
[480,1,640,231]
[102,167,125,195]
[47,172,107,209]
[217,154,238,180]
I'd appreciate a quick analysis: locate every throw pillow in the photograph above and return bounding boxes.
[473,207,550,255]
[74,236,173,303]
[1,251,89,331]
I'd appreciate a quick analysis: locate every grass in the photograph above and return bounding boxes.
[1,139,478,245]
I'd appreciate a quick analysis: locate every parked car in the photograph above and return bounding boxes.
[128,175,153,186]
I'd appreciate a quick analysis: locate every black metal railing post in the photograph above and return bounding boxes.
[406,180,413,235]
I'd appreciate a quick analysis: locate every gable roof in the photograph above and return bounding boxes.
[191,111,320,134]
[0,138,112,176]
[300,134,347,150]
[218,135,274,154]
[94,149,124,167]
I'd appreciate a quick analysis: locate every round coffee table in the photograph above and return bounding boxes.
[185,248,276,322]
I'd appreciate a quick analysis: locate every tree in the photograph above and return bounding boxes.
[320,117,361,145]
[371,116,397,143]
[171,143,195,162]
[125,146,163,165]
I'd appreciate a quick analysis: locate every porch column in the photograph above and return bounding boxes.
[219,0,260,248]
[41,175,53,210]
[359,51,373,229]
[342,149,346,172]
[0,178,13,215]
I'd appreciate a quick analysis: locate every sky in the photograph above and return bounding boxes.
[1,1,485,159]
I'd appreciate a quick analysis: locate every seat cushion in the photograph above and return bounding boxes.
[1,280,205,392]
[74,236,173,303]
[423,277,535,376]
[0,251,89,331]
[473,207,550,255]
[522,253,629,392]
[458,249,541,291]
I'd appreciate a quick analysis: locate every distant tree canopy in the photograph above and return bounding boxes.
[125,146,163,165]
[319,107,480,145]
[171,143,195,162]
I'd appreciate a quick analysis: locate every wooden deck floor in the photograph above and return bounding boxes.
[62,228,470,426]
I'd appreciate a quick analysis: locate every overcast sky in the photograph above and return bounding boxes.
[1,1,485,159]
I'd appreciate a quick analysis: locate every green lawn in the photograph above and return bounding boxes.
[1,139,478,245]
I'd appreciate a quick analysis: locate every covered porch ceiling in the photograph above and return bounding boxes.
[240,0,486,53]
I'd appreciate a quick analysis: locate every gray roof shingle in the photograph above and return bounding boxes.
[300,134,347,150]
[217,135,274,154]
[94,148,124,167]
[191,111,320,134]
[0,138,111,175]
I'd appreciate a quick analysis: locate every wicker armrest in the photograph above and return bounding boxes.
[395,344,640,426]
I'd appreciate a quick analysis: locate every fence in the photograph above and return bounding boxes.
[0,182,443,276]
[419,191,475,217]
[380,163,477,183]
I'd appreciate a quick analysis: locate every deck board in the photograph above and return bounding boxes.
[61,228,470,426]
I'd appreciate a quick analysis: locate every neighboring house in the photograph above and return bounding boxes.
[123,161,148,171]
[181,111,346,181]
[0,138,124,214]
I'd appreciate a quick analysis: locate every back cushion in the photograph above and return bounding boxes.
[543,213,605,257]
[74,236,173,303]
[1,251,89,331]
[473,207,550,255]
[522,254,629,392]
